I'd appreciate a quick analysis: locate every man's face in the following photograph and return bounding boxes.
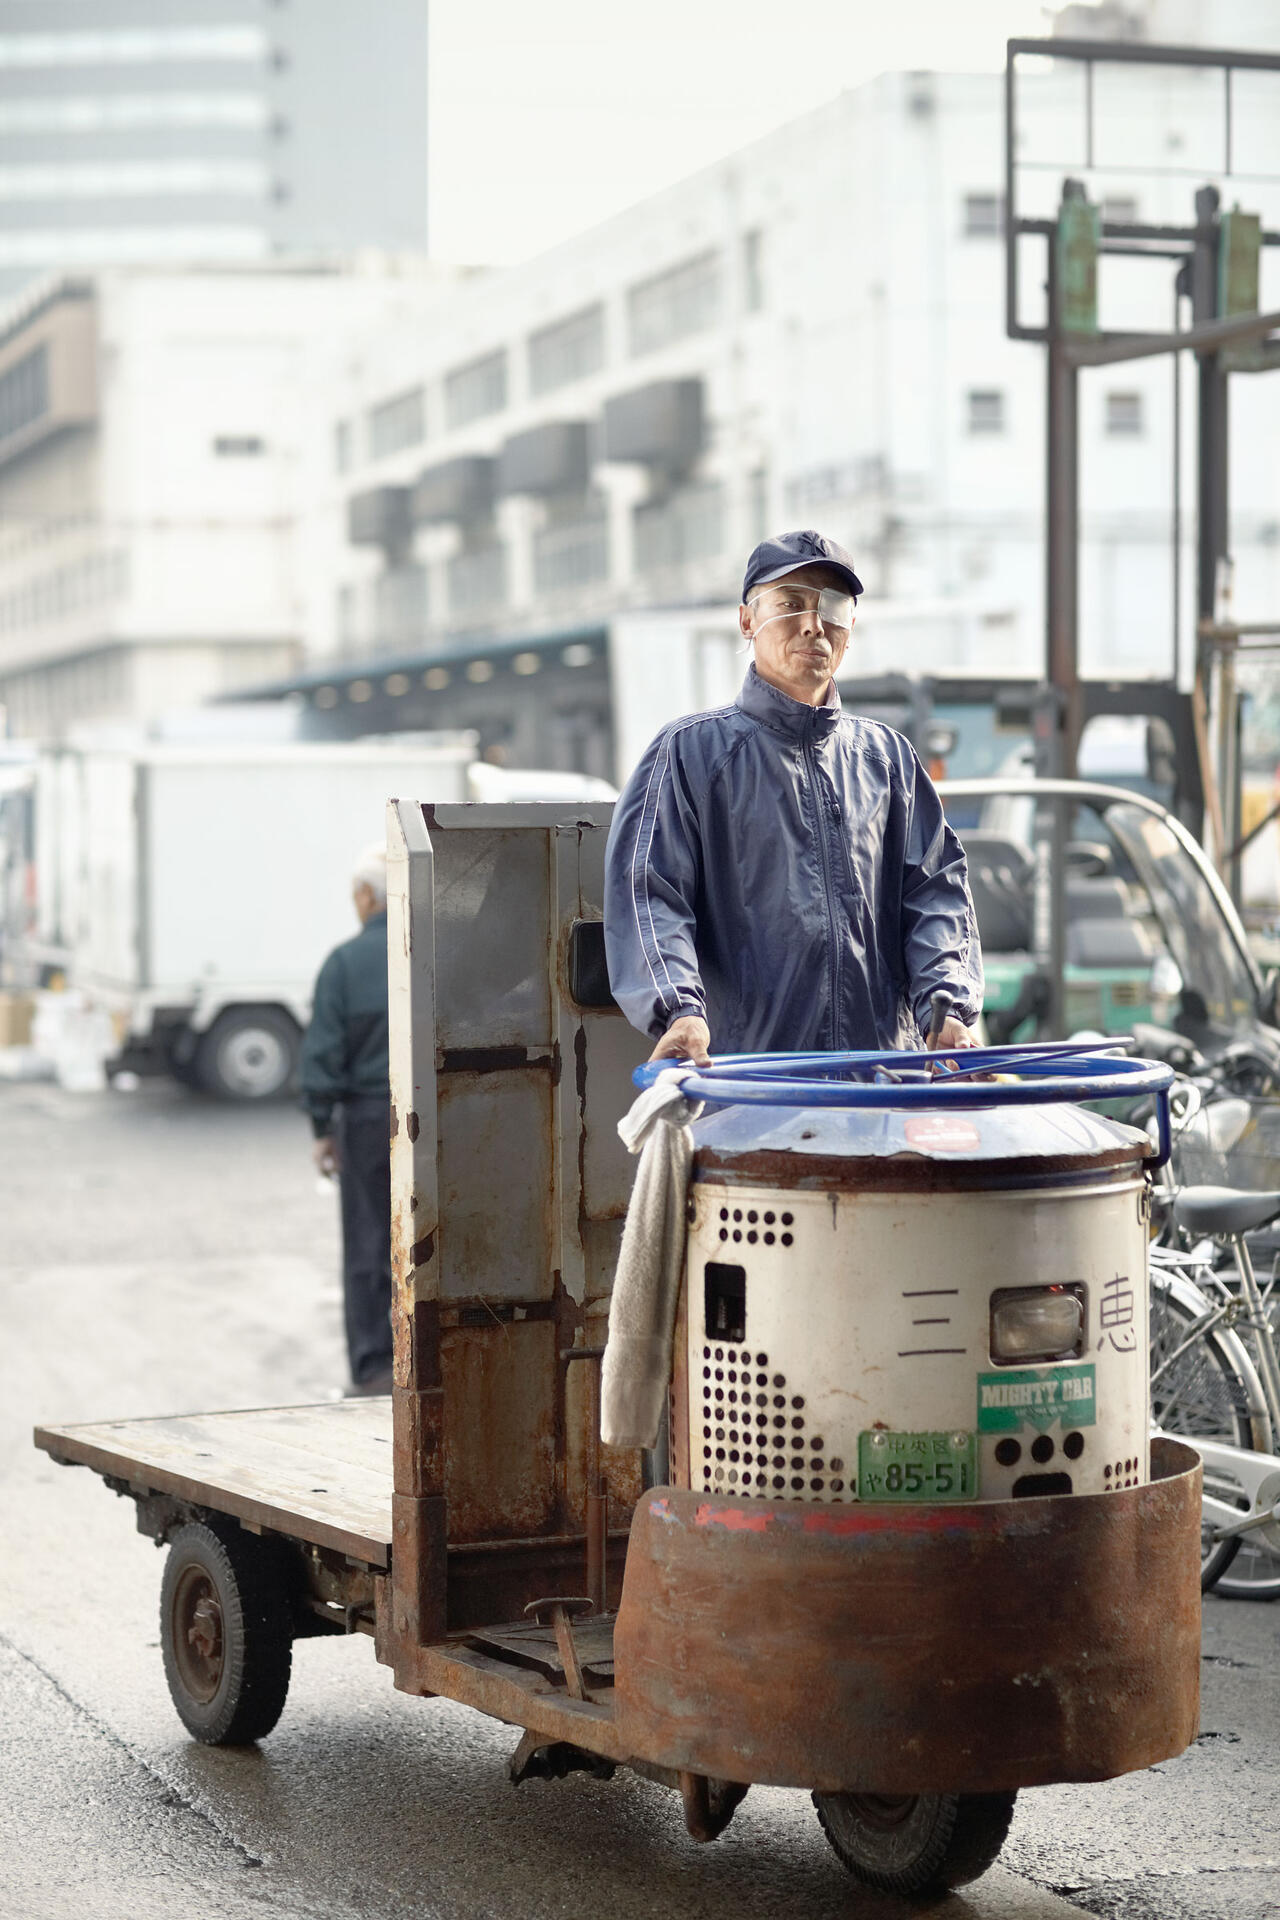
[738,562,855,706]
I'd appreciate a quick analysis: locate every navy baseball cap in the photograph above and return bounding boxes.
[742,529,863,604]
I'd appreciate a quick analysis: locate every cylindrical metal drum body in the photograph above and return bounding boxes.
[678,1101,1151,1505]
[613,1095,1203,1794]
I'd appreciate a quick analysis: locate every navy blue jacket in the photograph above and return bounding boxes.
[299,910,390,1136]
[604,668,982,1054]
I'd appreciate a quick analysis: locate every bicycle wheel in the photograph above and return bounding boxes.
[1149,1274,1257,1590]
[1213,1313,1280,1600]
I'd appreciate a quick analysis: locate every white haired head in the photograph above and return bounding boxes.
[352,844,387,906]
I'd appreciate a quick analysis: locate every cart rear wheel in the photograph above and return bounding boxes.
[813,1788,1017,1894]
[160,1521,293,1744]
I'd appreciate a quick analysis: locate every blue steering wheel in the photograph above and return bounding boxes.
[633,1040,1175,1166]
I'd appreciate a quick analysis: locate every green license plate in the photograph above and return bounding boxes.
[857,1429,978,1502]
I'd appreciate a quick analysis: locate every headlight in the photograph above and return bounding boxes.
[990,1285,1085,1364]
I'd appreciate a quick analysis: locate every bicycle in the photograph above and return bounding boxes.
[1149,1185,1280,1598]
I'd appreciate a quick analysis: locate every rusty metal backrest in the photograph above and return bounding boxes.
[385,800,645,1647]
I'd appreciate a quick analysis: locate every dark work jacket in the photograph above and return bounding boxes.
[299,910,389,1137]
[603,667,982,1054]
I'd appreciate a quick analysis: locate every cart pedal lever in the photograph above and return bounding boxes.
[524,1594,593,1700]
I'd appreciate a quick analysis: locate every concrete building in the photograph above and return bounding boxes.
[266,0,1280,779]
[0,1,429,291]
[0,260,456,737]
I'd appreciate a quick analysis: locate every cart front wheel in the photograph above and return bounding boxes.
[160,1521,293,1745]
[813,1788,1017,1894]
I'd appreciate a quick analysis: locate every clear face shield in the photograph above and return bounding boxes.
[745,584,856,637]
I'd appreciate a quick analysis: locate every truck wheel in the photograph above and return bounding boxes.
[194,1008,299,1101]
[813,1789,1017,1894]
[160,1521,293,1744]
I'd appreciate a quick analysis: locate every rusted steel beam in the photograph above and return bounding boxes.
[390,1493,448,1651]
[414,1642,631,1761]
[614,1438,1202,1794]
[387,800,449,1683]
[678,1773,750,1843]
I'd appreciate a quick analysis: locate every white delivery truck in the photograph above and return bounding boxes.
[28,734,477,1099]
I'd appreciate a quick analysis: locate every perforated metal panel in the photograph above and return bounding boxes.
[684,1177,1151,1505]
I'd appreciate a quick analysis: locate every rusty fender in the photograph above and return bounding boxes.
[613,1436,1201,1795]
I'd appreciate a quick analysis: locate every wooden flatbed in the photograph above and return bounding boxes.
[34,1399,393,1568]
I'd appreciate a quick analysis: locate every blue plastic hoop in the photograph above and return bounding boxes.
[633,1042,1175,1167]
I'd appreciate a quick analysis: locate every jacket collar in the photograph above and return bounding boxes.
[736,663,842,742]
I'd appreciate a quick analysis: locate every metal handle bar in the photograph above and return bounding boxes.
[634,1047,1175,1166]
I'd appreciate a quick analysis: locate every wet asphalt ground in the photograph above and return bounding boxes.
[1,1077,1277,1920]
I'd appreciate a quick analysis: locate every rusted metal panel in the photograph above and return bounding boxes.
[580,1014,648,1224]
[613,1437,1202,1794]
[392,1385,444,1501]
[437,1069,555,1302]
[386,802,645,1662]
[445,1535,629,1632]
[413,1641,630,1760]
[694,1142,1147,1194]
[429,824,552,1049]
[441,1321,558,1541]
[391,1492,448,1646]
[387,799,447,1676]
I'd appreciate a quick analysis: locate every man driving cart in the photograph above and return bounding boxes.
[604,529,984,1061]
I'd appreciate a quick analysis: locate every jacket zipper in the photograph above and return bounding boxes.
[803,721,841,1046]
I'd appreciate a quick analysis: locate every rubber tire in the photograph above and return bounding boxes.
[813,1790,1017,1894]
[194,1007,300,1102]
[160,1521,293,1744]
[1149,1278,1255,1591]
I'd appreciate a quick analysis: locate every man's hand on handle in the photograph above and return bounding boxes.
[313,1134,341,1177]
[649,1014,712,1068]
[932,1015,978,1052]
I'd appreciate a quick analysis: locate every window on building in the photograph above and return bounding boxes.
[627,251,721,356]
[528,304,605,397]
[448,542,507,620]
[334,419,352,475]
[213,434,264,456]
[0,93,269,133]
[373,563,428,649]
[966,389,1005,434]
[0,159,269,199]
[533,492,610,594]
[368,386,425,461]
[0,26,268,66]
[444,350,508,430]
[742,230,764,312]
[633,480,725,571]
[1106,391,1144,435]
[1101,195,1140,227]
[0,344,49,445]
[0,225,272,268]
[336,582,357,651]
[963,193,1004,237]
[747,468,769,545]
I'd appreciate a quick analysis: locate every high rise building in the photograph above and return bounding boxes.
[0,0,429,292]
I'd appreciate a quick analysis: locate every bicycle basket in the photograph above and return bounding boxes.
[1171,1094,1280,1191]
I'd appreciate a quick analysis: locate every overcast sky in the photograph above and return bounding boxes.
[427,0,1055,264]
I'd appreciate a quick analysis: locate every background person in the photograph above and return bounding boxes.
[604,529,982,1067]
[300,846,393,1395]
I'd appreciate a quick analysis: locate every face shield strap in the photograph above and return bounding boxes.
[745,585,856,637]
